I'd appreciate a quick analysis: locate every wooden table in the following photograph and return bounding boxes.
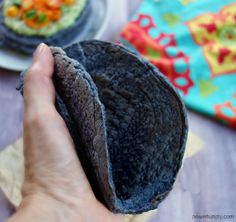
[0,1,235,221]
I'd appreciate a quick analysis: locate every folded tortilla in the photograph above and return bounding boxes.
[18,40,188,214]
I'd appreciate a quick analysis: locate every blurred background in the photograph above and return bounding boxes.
[0,0,235,221]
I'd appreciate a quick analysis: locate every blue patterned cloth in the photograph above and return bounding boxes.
[120,0,236,129]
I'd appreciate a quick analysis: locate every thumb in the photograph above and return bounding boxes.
[24,43,55,114]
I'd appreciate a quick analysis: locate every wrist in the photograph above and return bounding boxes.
[7,192,83,222]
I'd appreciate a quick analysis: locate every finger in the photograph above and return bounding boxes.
[24,43,55,115]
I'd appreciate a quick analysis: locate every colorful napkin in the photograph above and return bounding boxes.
[120,0,236,129]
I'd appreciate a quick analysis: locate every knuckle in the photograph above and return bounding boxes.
[24,65,41,83]
[25,67,52,89]
[25,114,43,130]
[25,108,56,129]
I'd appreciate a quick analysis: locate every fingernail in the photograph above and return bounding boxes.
[33,43,46,59]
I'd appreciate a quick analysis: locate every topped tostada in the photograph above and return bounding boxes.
[0,0,92,53]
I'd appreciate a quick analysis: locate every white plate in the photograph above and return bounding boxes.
[0,0,111,71]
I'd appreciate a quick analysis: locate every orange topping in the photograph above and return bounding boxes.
[63,0,75,5]
[24,16,49,29]
[6,6,19,17]
[46,9,62,21]
[7,0,77,29]
[34,0,47,10]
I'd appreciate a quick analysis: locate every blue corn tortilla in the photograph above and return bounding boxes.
[0,0,92,54]
[17,40,188,214]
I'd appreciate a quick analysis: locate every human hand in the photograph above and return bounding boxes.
[7,43,123,222]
